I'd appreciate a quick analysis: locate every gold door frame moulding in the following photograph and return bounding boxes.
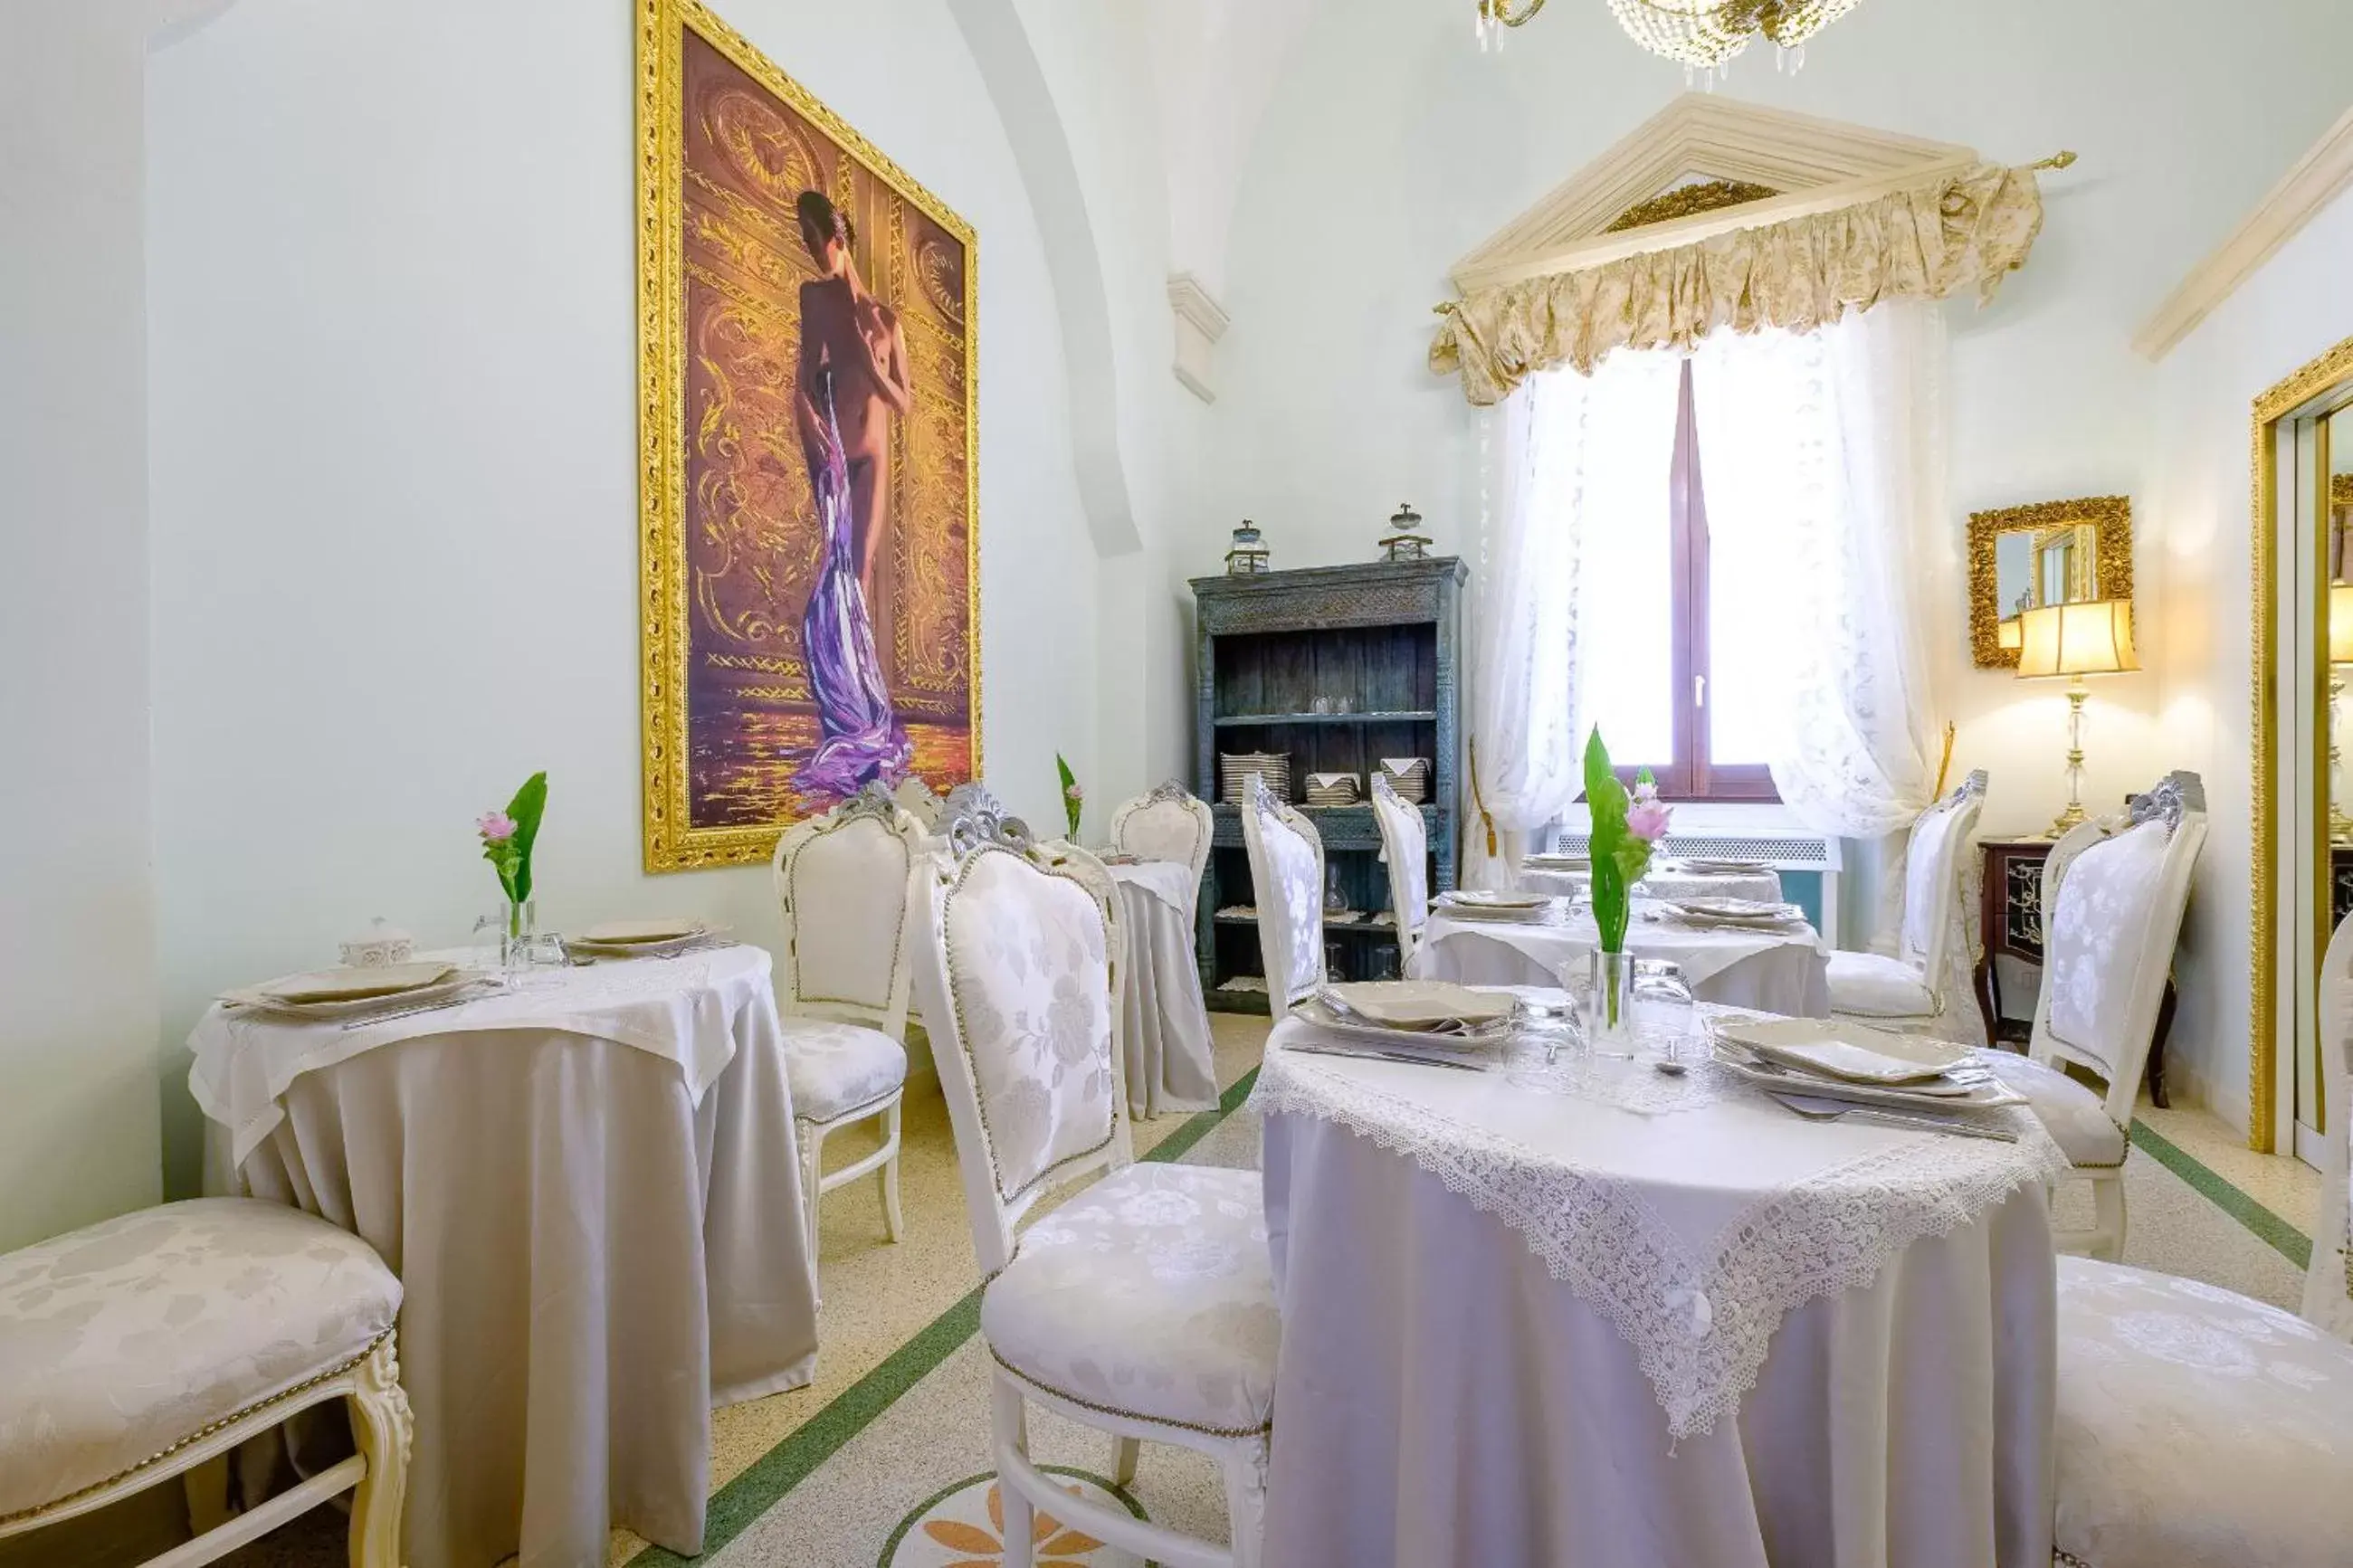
[1966,496,2134,670]
[2249,330,2353,1152]
[636,0,982,872]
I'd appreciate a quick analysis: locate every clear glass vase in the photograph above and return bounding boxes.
[475,899,537,973]
[1583,947,1637,1058]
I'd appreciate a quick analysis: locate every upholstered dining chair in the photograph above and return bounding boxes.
[1984,771,2208,1259]
[1825,769,1987,1032]
[1240,775,1327,1013]
[892,774,943,830]
[2043,905,2353,1567]
[1107,781,1215,918]
[1368,771,1429,974]
[771,779,929,1269]
[0,1198,411,1567]
[910,790,1274,1568]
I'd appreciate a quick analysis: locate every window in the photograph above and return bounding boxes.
[1578,359,1778,802]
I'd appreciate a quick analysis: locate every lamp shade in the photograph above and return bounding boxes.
[1997,617,2024,652]
[2332,581,2353,666]
[2016,598,2138,679]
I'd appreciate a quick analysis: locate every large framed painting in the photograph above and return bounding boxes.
[637,0,979,871]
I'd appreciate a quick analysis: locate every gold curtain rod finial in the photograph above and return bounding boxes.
[2032,150,2079,172]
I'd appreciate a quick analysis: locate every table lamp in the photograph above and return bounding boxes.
[2015,597,2138,837]
[2331,581,2353,843]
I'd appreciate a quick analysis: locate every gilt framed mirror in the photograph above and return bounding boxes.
[1967,496,2135,669]
[2253,333,2353,1159]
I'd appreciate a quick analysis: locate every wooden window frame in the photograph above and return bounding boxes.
[1619,360,1779,803]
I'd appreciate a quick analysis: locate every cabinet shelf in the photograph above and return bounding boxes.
[1213,914,1396,936]
[1212,710,1437,727]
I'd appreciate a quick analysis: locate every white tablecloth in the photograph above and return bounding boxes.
[1519,862,1786,905]
[1415,905,1831,1016]
[191,946,817,1568]
[1251,1009,2066,1567]
[1109,860,1217,1117]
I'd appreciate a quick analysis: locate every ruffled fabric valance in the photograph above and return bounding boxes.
[1430,162,2044,405]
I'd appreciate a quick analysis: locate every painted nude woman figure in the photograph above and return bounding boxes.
[789,189,912,796]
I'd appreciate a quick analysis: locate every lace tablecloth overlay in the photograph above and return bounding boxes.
[189,946,767,1165]
[1421,902,1824,994]
[1249,1014,2068,1439]
[1107,857,1200,913]
[1519,865,1785,905]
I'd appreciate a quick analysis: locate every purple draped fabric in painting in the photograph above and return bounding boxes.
[793,369,912,799]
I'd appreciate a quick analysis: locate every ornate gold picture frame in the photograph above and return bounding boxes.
[637,0,981,872]
[1965,496,2134,670]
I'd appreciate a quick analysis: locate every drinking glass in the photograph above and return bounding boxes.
[1632,959,1698,1066]
[473,899,537,974]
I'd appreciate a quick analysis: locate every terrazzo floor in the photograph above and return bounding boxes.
[187,1019,2319,1568]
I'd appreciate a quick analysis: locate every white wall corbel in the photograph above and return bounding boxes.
[1167,271,1231,404]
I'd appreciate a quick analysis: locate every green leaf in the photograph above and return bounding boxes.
[1581,728,1656,951]
[504,771,548,906]
[1055,753,1081,838]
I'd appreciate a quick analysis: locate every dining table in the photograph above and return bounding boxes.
[1249,993,2069,1567]
[187,944,819,1568]
[1414,899,1832,1016]
[1105,857,1219,1117]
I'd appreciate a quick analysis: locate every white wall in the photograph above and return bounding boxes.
[2146,185,2353,1135]
[1200,0,2353,847]
[0,4,167,1250]
[146,0,1104,1191]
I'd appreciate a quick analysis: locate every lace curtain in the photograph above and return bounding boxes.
[1465,351,1683,889]
[1690,303,1978,1035]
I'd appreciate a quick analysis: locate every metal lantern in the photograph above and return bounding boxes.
[1379,502,1432,564]
[1225,519,1272,575]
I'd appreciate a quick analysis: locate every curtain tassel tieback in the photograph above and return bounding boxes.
[1470,736,1499,859]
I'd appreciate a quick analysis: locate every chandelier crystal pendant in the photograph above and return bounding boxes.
[1473,0,1547,52]
[1605,0,1867,78]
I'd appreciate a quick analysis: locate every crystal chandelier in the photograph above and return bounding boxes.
[1472,0,1547,52]
[1605,0,1867,77]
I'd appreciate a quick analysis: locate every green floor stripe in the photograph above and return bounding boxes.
[628,1066,1261,1564]
[2130,1117,2311,1269]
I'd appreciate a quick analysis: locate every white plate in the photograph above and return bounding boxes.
[248,962,456,1004]
[582,918,706,946]
[1716,1017,1971,1084]
[1319,981,1513,1030]
[1289,998,1506,1051]
[1440,889,1551,910]
[1678,858,1773,874]
[1663,898,1797,920]
[1717,1051,2024,1112]
[1436,900,1566,925]
[225,972,484,1021]
[570,929,727,959]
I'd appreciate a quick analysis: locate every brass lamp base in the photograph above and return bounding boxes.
[2045,802,2089,839]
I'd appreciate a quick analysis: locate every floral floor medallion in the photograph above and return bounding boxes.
[880,1468,1150,1567]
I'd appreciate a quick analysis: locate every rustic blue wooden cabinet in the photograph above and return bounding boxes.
[1187,558,1467,1011]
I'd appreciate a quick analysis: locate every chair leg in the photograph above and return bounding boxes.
[879,1099,905,1243]
[2091,1169,2128,1261]
[797,1117,825,1264]
[1223,1436,1270,1568]
[1110,1435,1139,1487]
[991,1373,1035,1568]
[183,1452,233,1535]
[347,1333,413,1568]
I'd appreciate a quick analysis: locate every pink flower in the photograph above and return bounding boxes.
[478,811,518,842]
[1626,800,1672,842]
[1065,784,1084,801]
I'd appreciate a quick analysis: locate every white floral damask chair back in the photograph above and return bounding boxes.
[1369,771,1429,973]
[1986,770,2208,1259]
[2045,906,2353,1568]
[1108,781,1215,913]
[0,1199,411,1568]
[1239,775,1327,1012]
[771,779,929,1269]
[910,791,1275,1568]
[1825,769,1986,1033]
